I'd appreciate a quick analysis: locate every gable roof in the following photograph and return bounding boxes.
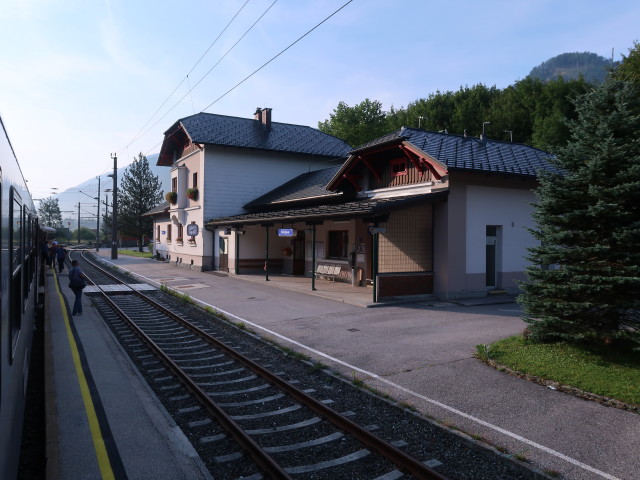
[244,166,343,210]
[328,127,554,190]
[158,112,352,166]
[141,201,169,217]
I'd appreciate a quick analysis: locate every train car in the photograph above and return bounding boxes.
[0,113,41,480]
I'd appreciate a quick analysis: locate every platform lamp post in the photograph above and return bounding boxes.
[95,176,101,250]
[109,153,118,260]
[103,189,112,246]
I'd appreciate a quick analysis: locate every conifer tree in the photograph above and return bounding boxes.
[118,153,164,251]
[519,78,640,348]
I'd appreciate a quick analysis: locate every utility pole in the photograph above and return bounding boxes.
[77,202,81,244]
[96,175,101,251]
[110,153,118,260]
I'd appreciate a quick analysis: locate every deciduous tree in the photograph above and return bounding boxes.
[37,196,62,227]
[318,99,387,148]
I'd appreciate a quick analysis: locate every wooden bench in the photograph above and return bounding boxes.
[315,264,343,282]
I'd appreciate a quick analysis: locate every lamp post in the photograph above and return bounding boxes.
[96,176,101,250]
[504,130,513,142]
[109,153,118,260]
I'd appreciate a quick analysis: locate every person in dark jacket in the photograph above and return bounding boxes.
[48,241,58,269]
[56,244,66,273]
[41,240,50,267]
[68,260,86,316]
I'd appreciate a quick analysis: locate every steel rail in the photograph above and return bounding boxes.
[80,252,450,480]
[76,252,292,479]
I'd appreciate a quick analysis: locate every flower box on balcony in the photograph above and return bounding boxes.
[165,191,178,204]
[186,188,199,201]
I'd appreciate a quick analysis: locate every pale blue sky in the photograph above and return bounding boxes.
[1,0,638,201]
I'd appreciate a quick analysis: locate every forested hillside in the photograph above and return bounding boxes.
[528,52,613,83]
[318,45,639,153]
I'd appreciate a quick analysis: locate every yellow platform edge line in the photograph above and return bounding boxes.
[53,270,116,480]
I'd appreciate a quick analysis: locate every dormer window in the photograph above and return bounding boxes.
[391,158,407,176]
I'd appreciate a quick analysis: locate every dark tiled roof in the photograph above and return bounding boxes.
[141,201,169,217]
[244,166,342,209]
[207,191,448,227]
[352,127,554,177]
[173,113,352,158]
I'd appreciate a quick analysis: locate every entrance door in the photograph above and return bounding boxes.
[485,226,498,288]
[219,236,229,272]
[292,231,305,275]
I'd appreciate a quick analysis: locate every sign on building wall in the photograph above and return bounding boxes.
[278,228,297,237]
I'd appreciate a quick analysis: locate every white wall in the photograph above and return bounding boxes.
[465,185,537,274]
[203,147,341,220]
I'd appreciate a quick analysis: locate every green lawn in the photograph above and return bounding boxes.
[486,336,640,406]
[119,249,152,259]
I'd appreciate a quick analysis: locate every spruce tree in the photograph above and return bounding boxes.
[519,78,640,348]
[118,153,164,252]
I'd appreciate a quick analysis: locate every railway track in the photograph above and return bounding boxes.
[69,251,544,480]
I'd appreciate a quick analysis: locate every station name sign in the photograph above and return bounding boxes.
[368,226,386,234]
[278,228,297,237]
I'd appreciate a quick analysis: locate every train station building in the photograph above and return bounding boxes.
[149,109,553,301]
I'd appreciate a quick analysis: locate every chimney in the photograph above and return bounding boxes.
[254,107,272,129]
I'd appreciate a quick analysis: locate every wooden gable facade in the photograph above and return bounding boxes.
[321,138,451,298]
[158,124,202,167]
[328,138,448,194]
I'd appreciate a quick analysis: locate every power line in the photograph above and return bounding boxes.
[201,0,354,112]
[124,0,252,150]
[131,0,278,152]
[141,0,354,157]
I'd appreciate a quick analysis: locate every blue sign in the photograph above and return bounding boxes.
[278,228,296,237]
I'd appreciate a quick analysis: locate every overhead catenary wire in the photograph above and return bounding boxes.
[133,0,278,152]
[201,0,354,112]
[124,0,252,151]
[139,0,354,158]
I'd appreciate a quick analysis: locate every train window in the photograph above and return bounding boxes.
[11,193,22,271]
[23,208,30,301]
[10,189,23,360]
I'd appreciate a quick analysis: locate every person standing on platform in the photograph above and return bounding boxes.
[41,240,50,268]
[56,244,66,273]
[68,259,86,316]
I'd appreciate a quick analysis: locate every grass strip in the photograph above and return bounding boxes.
[118,249,152,258]
[487,336,640,406]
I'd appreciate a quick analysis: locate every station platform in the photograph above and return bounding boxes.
[44,266,212,480]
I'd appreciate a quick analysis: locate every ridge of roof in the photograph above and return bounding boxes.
[171,112,352,158]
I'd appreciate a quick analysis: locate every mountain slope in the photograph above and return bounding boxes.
[529,52,613,83]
